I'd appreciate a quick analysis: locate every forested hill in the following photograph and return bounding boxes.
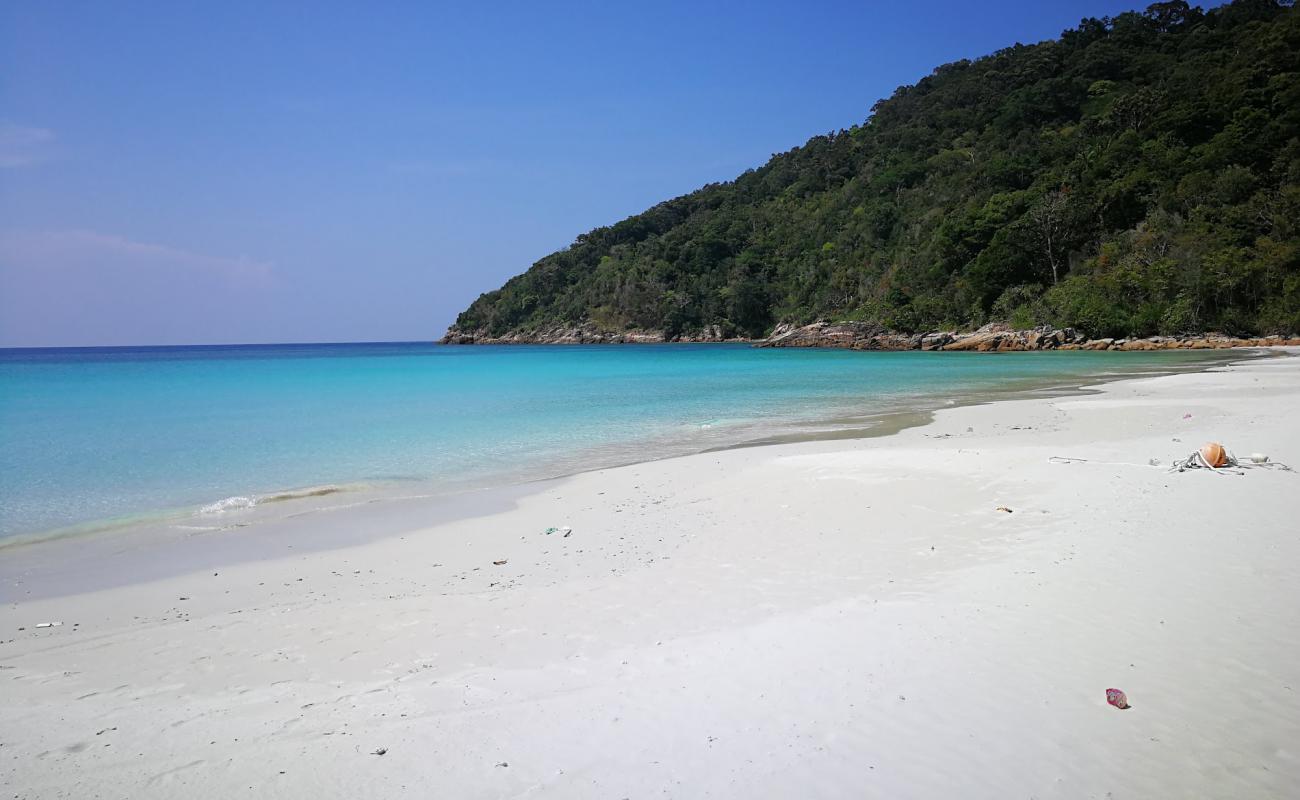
[446,0,1300,343]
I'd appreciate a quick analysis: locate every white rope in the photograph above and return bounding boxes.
[1048,456,1161,469]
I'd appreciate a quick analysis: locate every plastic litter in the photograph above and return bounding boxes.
[492,560,507,566]
[995,507,1013,513]
[1170,442,1293,475]
[1106,688,1130,709]
[544,526,573,537]
[35,622,62,629]
[1201,441,1229,468]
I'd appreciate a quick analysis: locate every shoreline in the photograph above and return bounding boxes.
[4,350,1298,798]
[442,321,1300,350]
[0,348,1250,598]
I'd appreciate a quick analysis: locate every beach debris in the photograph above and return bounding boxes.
[1106,688,1130,709]
[1170,442,1293,474]
[34,622,62,629]
[1182,413,1193,419]
[1051,455,1162,469]
[995,507,1013,513]
[492,560,508,566]
[543,526,573,537]
[1202,441,1229,468]
[372,747,387,756]
[496,762,509,768]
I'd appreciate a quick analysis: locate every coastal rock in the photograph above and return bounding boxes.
[1119,339,1157,350]
[759,321,889,349]
[439,324,748,345]
[920,332,955,350]
[752,322,1300,353]
[444,320,1300,351]
[941,332,1001,352]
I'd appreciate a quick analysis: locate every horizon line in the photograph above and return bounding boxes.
[0,339,442,352]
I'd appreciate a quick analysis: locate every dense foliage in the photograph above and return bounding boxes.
[452,0,1300,340]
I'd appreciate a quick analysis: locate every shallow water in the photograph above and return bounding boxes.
[0,342,1229,540]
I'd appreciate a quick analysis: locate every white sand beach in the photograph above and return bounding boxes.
[4,352,1299,799]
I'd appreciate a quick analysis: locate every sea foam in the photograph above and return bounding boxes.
[199,496,257,514]
[198,485,347,516]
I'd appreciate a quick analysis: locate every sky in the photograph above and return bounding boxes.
[1,0,1165,347]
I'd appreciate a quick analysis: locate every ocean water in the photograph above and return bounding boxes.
[0,342,1226,541]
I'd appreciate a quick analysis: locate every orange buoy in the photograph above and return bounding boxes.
[1200,442,1229,468]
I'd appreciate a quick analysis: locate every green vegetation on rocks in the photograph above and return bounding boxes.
[448,0,1300,342]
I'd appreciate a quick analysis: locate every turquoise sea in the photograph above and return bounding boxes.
[0,342,1226,541]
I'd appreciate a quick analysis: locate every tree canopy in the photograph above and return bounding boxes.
[449,0,1300,340]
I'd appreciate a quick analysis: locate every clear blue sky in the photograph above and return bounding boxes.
[1,0,1163,347]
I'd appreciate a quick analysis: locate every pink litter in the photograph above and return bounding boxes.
[1106,688,1130,709]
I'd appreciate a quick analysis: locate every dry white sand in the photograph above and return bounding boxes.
[4,353,1299,799]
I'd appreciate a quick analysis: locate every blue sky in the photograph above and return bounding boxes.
[1,0,1163,347]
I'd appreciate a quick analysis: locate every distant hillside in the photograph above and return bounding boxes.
[445,0,1300,343]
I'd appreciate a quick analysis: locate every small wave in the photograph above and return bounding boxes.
[197,485,350,516]
[199,496,257,514]
[258,485,346,504]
